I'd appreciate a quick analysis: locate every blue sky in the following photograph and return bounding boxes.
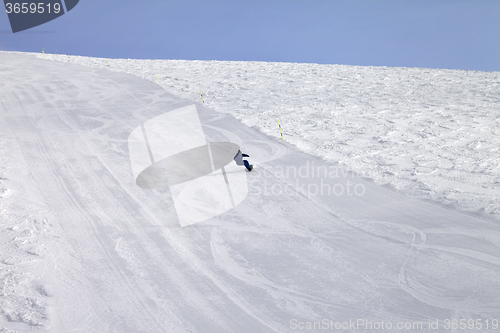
[1,0,499,71]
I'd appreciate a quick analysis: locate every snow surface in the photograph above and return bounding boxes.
[0,52,499,332]
[34,52,500,222]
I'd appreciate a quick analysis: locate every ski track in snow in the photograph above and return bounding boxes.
[0,52,499,332]
[31,52,500,222]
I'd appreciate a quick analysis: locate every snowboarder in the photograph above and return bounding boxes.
[234,149,253,171]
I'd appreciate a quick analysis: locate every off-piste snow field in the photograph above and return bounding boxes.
[0,52,499,332]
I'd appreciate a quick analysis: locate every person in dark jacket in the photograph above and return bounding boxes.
[234,149,253,171]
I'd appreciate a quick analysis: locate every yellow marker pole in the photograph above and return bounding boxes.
[200,91,204,103]
[106,58,109,68]
[278,119,284,140]
[156,74,159,83]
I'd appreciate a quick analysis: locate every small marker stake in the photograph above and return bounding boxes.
[106,58,109,68]
[156,74,159,83]
[68,55,70,62]
[278,119,284,140]
[200,91,204,103]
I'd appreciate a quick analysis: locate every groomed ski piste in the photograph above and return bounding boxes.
[0,51,499,332]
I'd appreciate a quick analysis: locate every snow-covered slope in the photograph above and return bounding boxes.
[34,52,500,222]
[0,52,499,332]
